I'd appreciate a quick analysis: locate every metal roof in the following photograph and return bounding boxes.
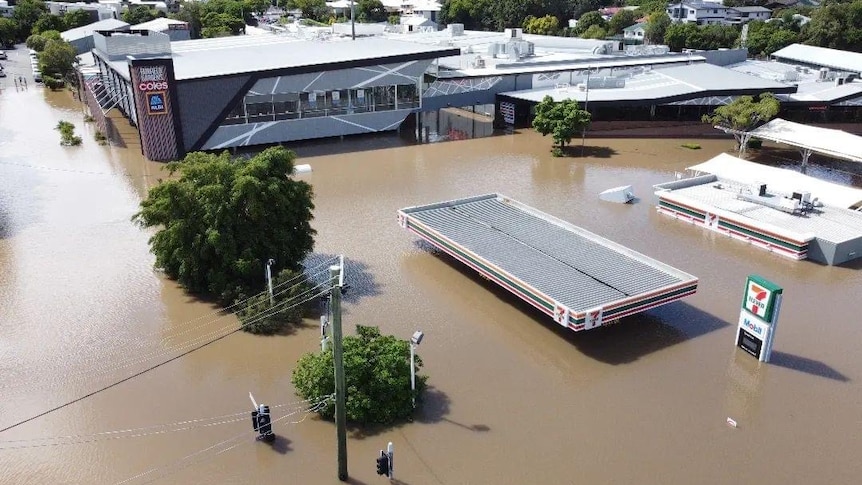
[401,194,695,313]
[749,119,862,164]
[61,19,129,43]
[131,18,188,31]
[730,6,771,11]
[727,59,862,103]
[168,36,459,80]
[772,44,862,75]
[660,177,862,243]
[500,63,792,104]
[688,153,862,208]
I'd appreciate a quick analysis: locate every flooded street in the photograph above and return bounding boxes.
[1,76,861,485]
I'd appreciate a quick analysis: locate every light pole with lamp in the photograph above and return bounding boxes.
[265,258,275,306]
[409,330,424,408]
[581,66,592,157]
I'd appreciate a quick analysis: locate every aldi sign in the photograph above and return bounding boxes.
[146,91,167,115]
[742,275,782,323]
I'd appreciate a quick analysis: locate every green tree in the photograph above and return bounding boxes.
[701,93,780,149]
[235,269,312,335]
[644,11,670,44]
[357,0,387,22]
[440,0,494,31]
[172,1,204,38]
[133,147,316,305]
[488,0,544,31]
[38,38,78,82]
[292,325,427,425]
[286,0,328,21]
[607,9,638,36]
[582,23,607,39]
[32,13,65,35]
[25,33,47,51]
[802,0,862,52]
[40,29,61,41]
[12,0,48,40]
[523,14,560,35]
[663,21,692,51]
[123,6,166,25]
[745,20,798,56]
[575,11,606,36]
[532,95,592,152]
[0,18,15,47]
[63,9,94,31]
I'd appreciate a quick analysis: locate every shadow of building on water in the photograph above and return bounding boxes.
[768,351,850,382]
[410,242,729,364]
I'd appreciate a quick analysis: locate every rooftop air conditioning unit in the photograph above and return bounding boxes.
[504,28,523,39]
[819,67,830,81]
[447,23,464,36]
[473,56,485,68]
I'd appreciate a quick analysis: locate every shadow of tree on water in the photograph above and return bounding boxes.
[303,253,382,305]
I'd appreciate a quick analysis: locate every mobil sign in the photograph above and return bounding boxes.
[138,66,169,92]
[741,275,783,323]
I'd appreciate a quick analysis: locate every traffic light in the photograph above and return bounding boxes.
[251,405,274,442]
[376,451,390,477]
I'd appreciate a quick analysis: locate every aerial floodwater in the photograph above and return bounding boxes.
[1,69,861,484]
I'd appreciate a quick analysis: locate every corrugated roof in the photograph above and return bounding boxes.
[168,36,459,80]
[500,62,792,104]
[772,44,862,74]
[401,194,694,313]
[61,18,129,43]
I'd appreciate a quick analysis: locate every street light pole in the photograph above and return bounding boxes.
[265,258,275,306]
[581,66,591,157]
[409,331,424,408]
[350,0,355,40]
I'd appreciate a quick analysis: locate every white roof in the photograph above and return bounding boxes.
[688,153,862,209]
[748,118,862,164]
[131,17,187,31]
[61,18,129,42]
[771,44,862,74]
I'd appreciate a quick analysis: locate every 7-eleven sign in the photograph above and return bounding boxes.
[742,275,783,323]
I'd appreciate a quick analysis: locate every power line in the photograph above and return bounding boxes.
[4,262,338,401]
[0,397,321,450]
[116,396,333,485]
[0,284,334,435]
[89,282,331,377]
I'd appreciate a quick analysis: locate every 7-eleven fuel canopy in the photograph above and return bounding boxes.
[397,194,698,331]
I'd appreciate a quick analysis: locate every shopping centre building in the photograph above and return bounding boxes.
[78,29,458,160]
[75,22,862,161]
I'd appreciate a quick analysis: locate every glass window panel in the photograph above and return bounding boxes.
[373,85,395,111]
[396,84,418,109]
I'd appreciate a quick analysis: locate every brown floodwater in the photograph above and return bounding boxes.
[1,69,861,485]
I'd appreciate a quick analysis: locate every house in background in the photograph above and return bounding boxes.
[623,22,647,45]
[726,6,772,24]
[667,2,730,25]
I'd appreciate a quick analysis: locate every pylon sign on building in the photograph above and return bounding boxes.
[736,275,783,362]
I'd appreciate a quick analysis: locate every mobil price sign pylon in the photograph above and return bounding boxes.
[736,275,784,362]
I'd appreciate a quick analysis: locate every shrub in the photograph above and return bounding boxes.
[235,269,313,335]
[681,143,701,150]
[83,114,95,123]
[746,138,763,149]
[55,120,82,146]
[94,131,107,145]
[292,325,427,425]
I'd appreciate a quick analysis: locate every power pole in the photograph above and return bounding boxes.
[350,0,356,40]
[330,264,348,481]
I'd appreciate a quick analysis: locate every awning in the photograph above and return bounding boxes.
[748,118,862,164]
